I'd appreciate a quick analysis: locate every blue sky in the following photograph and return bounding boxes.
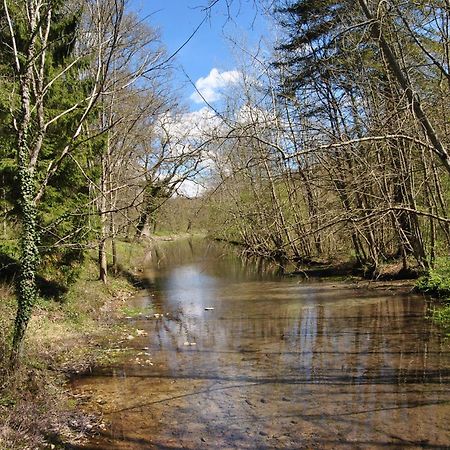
[129,0,271,110]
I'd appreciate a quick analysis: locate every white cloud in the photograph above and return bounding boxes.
[176,179,205,198]
[159,107,223,143]
[190,68,241,104]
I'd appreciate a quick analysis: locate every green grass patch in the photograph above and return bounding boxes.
[121,304,153,318]
[417,257,450,332]
[152,229,175,237]
[432,304,450,335]
[416,257,450,298]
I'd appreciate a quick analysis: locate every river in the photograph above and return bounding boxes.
[71,238,450,449]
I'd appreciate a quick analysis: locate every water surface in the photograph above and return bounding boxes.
[72,239,450,449]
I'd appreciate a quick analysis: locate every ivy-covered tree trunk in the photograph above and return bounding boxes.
[11,143,40,366]
[10,59,39,367]
[9,2,40,367]
[3,0,128,366]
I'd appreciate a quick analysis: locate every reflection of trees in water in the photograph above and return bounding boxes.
[148,291,447,388]
[147,238,289,280]
[153,313,210,356]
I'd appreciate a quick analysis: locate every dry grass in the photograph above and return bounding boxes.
[0,365,85,449]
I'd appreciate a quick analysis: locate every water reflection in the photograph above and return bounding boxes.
[73,239,450,449]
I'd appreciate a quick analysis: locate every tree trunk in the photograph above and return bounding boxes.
[99,237,108,283]
[11,139,39,367]
[99,154,108,283]
[136,185,161,239]
[110,197,117,274]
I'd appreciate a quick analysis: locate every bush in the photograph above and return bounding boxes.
[433,304,450,326]
[417,258,450,331]
[416,257,450,298]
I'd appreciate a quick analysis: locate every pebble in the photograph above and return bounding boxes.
[136,329,147,336]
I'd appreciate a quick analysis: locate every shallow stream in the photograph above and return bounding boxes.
[72,239,450,449]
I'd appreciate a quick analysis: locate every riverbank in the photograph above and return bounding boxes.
[0,239,153,449]
[213,237,424,281]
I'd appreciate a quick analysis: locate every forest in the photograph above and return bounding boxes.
[0,0,449,448]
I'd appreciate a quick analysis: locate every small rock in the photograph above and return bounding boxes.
[126,335,134,340]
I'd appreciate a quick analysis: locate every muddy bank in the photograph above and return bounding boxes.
[213,237,423,282]
[291,261,420,281]
[71,239,450,449]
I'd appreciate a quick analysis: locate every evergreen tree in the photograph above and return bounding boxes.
[0,0,124,365]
